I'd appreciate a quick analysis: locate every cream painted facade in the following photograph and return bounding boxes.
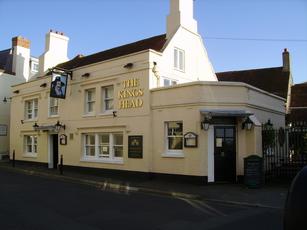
[9,0,285,182]
[0,72,25,156]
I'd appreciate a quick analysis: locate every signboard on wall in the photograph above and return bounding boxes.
[128,136,143,158]
[50,73,68,99]
[0,125,7,136]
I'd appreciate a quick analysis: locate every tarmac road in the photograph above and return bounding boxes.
[0,169,283,230]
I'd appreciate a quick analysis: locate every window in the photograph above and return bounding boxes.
[84,134,96,157]
[83,133,123,163]
[164,79,171,87]
[32,63,39,72]
[24,135,37,155]
[166,121,183,151]
[49,97,59,116]
[101,86,114,112]
[174,48,185,71]
[25,99,38,120]
[163,78,178,87]
[85,88,96,114]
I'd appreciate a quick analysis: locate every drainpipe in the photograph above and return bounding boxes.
[152,62,160,87]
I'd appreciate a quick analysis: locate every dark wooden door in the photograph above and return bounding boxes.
[52,134,58,169]
[214,126,236,182]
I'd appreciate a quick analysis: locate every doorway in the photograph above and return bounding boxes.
[49,134,58,169]
[214,126,236,182]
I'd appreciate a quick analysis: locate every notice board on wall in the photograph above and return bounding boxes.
[128,136,143,158]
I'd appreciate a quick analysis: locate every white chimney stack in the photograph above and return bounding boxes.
[39,30,69,75]
[12,36,30,81]
[167,0,198,39]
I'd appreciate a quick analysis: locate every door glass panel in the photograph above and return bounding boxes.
[215,128,224,137]
[225,128,234,138]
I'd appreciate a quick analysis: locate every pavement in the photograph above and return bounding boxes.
[0,160,289,210]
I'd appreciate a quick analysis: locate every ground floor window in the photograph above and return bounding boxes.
[166,121,183,151]
[83,133,123,163]
[24,135,37,156]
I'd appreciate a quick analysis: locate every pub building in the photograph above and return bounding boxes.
[10,0,285,183]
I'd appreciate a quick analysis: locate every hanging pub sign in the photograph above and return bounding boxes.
[50,73,68,99]
[184,132,198,148]
[128,136,143,158]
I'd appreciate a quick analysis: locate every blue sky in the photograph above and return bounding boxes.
[1,0,306,84]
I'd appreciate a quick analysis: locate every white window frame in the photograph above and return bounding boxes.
[32,62,39,72]
[101,85,114,113]
[25,99,38,120]
[162,121,184,158]
[174,47,185,72]
[24,135,38,157]
[162,77,178,87]
[82,133,124,164]
[48,97,59,117]
[85,88,96,115]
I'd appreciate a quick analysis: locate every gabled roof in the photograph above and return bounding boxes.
[57,34,167,70]
[216,67,290,99]
[290,82,307,108]
[0,48,13,74]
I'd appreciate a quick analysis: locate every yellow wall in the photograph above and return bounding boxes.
[10,52,286,181]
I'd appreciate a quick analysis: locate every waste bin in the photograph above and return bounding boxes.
[244,155,263,188]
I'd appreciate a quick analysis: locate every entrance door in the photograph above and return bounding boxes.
[52,134,59,169]
[214,126,236,182]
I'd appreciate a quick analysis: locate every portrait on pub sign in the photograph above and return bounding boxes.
[50,73,68,99]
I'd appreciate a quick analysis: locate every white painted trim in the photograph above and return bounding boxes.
[162,152,185,158]
[48,134,54,168]
[80,157,124,164]
[207,125,214,182]
[22,154,37,158]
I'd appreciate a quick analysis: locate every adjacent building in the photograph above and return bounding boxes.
[0,36,38,159]
[9,0,285,183]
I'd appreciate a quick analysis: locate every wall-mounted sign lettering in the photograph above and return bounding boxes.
[128,135,143,158]
[50,73,68,99]
[59,134,67,145]
[0,125,7,136]
[184,132,198,148]
[118,78,144,109]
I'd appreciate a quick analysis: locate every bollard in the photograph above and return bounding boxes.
[12,150,15,168]
[59,154,63,175]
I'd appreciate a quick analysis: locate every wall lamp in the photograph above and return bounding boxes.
[55,120,66,132]
[3,97,12,104]
[82,73,90,78]
[33,122,39,131]
[40,83,47,88]
[123,63,133,69]
[113,111,117,118]
[242,117,253,130]
[201,117,211,131]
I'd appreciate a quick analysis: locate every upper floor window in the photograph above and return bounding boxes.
[24,135,37,156]
[174,48,185,72]
[25,99,38,120]
[49,97,59,116]
[166,121,183,151]
[163,78,178,87]
[32,63,39,72]
[85,88,96,114]
[101,86,114,112]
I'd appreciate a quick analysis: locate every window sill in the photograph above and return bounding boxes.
[174,68,185,73]
[161,151,185,158]
[23,119,38,123]
[98,111,113,117]
[82,114,96,118]
[48,115,59,118]
[22,153,38,158]
[80,157,124,164]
